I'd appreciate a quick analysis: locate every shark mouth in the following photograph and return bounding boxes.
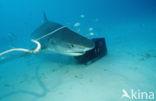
[65,51,86,56]
[65,47,95,56]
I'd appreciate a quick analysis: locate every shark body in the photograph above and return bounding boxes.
[31,14,95,56]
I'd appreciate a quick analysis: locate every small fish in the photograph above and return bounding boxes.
[80,14,85,18]
[89,32,94,36]
[73,22,80,27]
[88,27,94,31]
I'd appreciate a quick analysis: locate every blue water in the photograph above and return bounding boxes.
[0,0,156,101]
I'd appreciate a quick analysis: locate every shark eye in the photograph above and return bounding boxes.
[71,44,74,48]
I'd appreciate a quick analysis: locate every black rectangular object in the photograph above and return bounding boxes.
[75,38,107,64]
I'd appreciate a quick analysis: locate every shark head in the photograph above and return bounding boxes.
[47,28,95,56]
[31,14,95,56]
[47,41,95,56]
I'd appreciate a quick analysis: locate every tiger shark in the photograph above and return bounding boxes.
[31,14,95,56]
[0,14,95,57]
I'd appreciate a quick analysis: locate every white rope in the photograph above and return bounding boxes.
[0,40,41,56]
[31,40,41,53]
[36,26,66,41]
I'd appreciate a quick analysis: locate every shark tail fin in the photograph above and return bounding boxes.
[43,12,48,22]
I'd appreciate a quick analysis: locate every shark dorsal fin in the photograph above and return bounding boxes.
[43,12,48,22]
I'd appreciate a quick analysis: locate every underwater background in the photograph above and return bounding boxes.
[0,0,156,101]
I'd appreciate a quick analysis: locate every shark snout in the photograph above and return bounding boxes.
[83,47,94,52]
[85,41,95,51]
